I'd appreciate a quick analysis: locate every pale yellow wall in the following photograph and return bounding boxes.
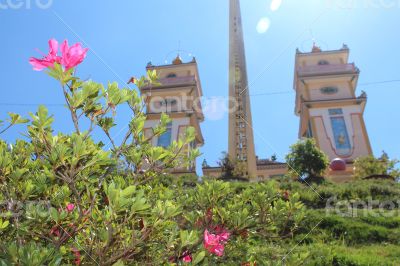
[297,51,349,66]
[203,167,288,180]
[307,80,353,101]
[154,65,196,79]
[299,56,342,66]
[255,167,288,180]
[146,91,193,114]
[202,168,222,178]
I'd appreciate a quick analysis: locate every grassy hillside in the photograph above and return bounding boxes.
[278,179,400,265]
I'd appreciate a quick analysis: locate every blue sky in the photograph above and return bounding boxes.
[1,0,400,173]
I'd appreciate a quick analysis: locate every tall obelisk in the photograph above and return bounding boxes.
[228,0,257,177]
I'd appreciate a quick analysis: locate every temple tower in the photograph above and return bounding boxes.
[140,56,205,174]
[228,0,257,177]
[293,44,372,163]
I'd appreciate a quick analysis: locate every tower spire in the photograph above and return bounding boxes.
[228,0,257,177]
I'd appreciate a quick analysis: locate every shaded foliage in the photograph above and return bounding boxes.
[285,138,329,182]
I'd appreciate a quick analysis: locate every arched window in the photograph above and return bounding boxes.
[166,73,177,78]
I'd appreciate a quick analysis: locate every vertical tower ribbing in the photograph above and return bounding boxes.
[228,0,257,177]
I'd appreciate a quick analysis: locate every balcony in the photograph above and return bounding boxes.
[143,76,197,89]
[297,63,359,77]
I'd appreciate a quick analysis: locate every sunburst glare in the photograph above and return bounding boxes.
[256,17,271,34]
[270,0,282,11]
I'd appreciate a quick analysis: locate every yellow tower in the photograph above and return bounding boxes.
[228,0,257,177]
[293,44,372,164]
[140,56,205,174]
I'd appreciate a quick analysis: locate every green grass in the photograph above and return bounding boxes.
[300,243,400,266]
[277,179,400,265]
[278,179,400,209]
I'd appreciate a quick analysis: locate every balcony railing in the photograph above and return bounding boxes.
[297,63,358,77]
[146,76,197,88]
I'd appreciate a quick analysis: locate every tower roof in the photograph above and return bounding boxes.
[311,42,322,53]
[172,54,183,65]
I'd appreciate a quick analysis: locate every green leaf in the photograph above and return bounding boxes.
[49,207,59,221]
[46,62,64,81]
[192,251,205,265]
[131,198,150,213]
[129,115,146,133]
[0,219,9,230]
[121,186,136,198]
[7,113,29,125]
[98,117,116,132]
[160,113,171,126]
[149,146,169,161]
[112,260,125,266]
[60,246,67,255]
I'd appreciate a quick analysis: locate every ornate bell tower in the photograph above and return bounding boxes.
[228,0,257,177]
[293,44,372,162]
[140,56,205,174]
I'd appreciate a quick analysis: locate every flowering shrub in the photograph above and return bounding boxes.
[0,39,306,265]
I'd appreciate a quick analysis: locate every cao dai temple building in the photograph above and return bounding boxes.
[138,0,372,182]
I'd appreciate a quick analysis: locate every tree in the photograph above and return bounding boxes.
[218,152,248,180]
[285,138,329,182]
[354,152,400,180]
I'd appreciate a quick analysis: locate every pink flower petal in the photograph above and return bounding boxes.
[213,244,225,257]
[29,57,53,71]
[48,39,58,57]
[182,255,192,263]
[66,203,75,212]
[219,231,230,242]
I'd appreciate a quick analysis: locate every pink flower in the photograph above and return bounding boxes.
[66,203,75,213]
[50,225,61,237]
[29,39,61,71]
[182,254,192,263]
[71,248,81,265]
[29,39,88,71]
[60,40,89,71]
[203,229,230,257]
[218,231,230,242]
